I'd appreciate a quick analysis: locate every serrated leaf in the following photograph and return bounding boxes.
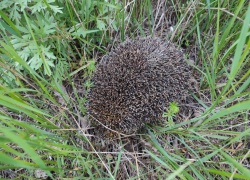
[49,5,63,14]
[97,19,106,30]
[0,0,13,10]
[112,21,118,31]
[9,4,21,21]
[31,1,44,13]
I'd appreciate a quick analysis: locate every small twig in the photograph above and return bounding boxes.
[68,0,86,31]
[88,152,145,155]
[197,7,247,26]
[222,120,250,131]
[190,6,249,28]
[132,141,140,180]
[52,127,94,131]
[170,2,193,42]
[88,114,127,136]
[72,117,115,180]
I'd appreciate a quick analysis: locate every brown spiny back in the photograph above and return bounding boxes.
[86,37,192,140]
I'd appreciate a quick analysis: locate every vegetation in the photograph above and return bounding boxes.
[0,0,249,179]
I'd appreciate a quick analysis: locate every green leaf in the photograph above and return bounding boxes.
[0,88,35,94]
[96,19,106,30]
[166,160,194,180]
[206,169,249,179]
[0,19,21,38]
[0,152,34,169]
[0,9,22,37]
[71,29,99,38]
[205,100,250,123]
[218,150,250,179]
[98,2,121,9]
[0,119,52,177]
[229,2,250,78]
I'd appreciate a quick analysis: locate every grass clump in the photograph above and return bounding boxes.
[0,0,250,179]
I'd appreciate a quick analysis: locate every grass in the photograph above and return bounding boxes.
[0,0,250,179]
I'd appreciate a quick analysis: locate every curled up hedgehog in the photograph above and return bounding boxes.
[86,37,193,140]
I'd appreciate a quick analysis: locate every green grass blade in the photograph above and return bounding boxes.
[0,10,22,37]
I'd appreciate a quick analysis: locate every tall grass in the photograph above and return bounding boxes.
[0,0,250,179]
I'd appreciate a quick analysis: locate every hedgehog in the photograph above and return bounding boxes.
[86,37,192,140]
